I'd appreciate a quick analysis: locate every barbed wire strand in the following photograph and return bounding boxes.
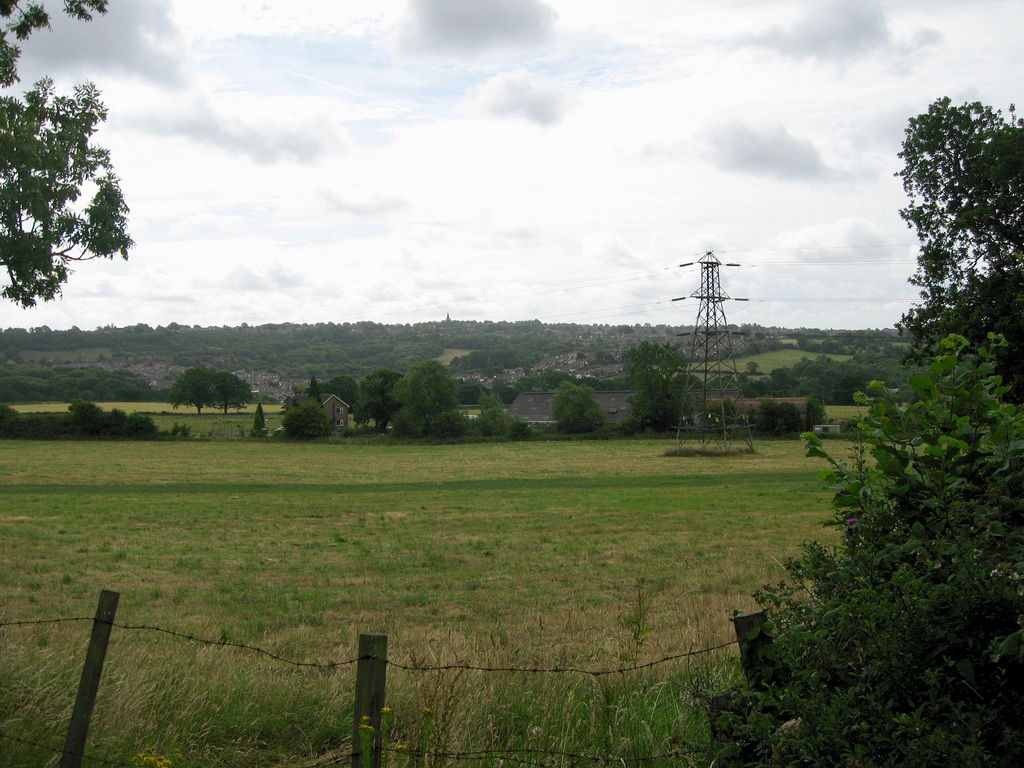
[1,617,737,675]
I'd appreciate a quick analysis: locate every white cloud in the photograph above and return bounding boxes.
[740,0,938,65]
[16,0,191,87]
[703,120,829,181]
[125,93,349,164]
[395,0,558,58]
[465,69,576,125]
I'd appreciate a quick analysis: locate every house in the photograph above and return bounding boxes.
[508,390,635,426]
[286,393,352,433]
[322,394,351,432]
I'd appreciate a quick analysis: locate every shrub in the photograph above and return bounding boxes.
[750,398,803,436]
[428,409,469,438]
[716,335,1024,766]
[508,419,532,441]
[282,399,331,440]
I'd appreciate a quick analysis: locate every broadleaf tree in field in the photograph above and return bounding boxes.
[356,367,403,433]
[624,340,689,431]
[393,359,460,437]
[551,380,604,434]
[898,97,1024,400]
[211,371,251,414]
[0,2,133,307]
[168,367,218,415]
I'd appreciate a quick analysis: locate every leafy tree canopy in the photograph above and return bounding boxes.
[898,97,1024,400]
[551,380,604,434]
[211,370,251,414]
[393,359,460,437]
[355,368,403,433]
[624,340,688,431]
[168,367,218,415]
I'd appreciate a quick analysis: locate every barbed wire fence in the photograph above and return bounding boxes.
[0,590,764,768]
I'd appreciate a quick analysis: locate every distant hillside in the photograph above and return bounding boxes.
[0,321,913,406]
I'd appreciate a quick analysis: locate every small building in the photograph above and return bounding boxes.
[286,393,351,433]
[508,390,635,426]
[322,394,351,432]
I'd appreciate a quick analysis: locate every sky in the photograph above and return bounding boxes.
[0,0,1020,332]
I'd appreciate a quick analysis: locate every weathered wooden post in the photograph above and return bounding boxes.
[61,589,120,768]
[352,633,388,768]
[733,609,769,686]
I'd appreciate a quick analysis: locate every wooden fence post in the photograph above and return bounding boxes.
[732,609,769,686]
[61,589,120,768]
[352,633,388,768]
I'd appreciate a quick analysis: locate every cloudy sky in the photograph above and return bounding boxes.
[0,0,1020,332]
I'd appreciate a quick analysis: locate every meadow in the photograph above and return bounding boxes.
[0,437,843,767]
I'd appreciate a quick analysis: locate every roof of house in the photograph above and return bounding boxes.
[508,390,635,425]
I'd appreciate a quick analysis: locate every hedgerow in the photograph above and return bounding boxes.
[714,335,1024,767]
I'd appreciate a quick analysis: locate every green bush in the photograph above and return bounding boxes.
[717,335,1024,766]
[749,398,803,436]
[282,399,331,440]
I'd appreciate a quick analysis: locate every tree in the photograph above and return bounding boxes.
[475,392,512,437]
[749,398,803,436]
[717,335,1024,766]
[306,376,322,404]
[282,398,331,439]
[252,402,266,435]
[355,368,403,433]
[551,381,604,434]
[393,359,460,437]
[897,97,1024,400]
[0,2,133,308]
[624,341,689,431]
[323,374,359,408]
[168,367,217,415]
[211,371,251,414]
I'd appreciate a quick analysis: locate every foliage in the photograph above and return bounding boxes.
[211,371,251,414]
[356,368,404,433]
[749,398,803,436]
[252,403,266,435]
[804,393,827,430]
[306,376,322,404]
[281,398,331,440]
[0,76,132,307]
[168,367,218,415]
[721,335,1024,766]
[551,381,605,434]
[323,374,359,407]
[624,341,688,431]
[475,393,513,437]
[393,359,460,437]
[897,97,1024,401]
[0,362,156,402]
[427,409,469,439]
[0,398,157,438]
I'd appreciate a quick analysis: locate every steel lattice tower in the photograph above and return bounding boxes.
[675,251,752,450]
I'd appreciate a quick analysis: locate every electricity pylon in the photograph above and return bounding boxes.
[674,251,753,450]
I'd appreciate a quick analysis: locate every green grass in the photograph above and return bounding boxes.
[10,402,288,438]
[734,348,852,372]
[0,438,840,767]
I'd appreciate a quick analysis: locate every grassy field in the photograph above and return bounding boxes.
[733,348,851,372]
[0,438,843,767]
